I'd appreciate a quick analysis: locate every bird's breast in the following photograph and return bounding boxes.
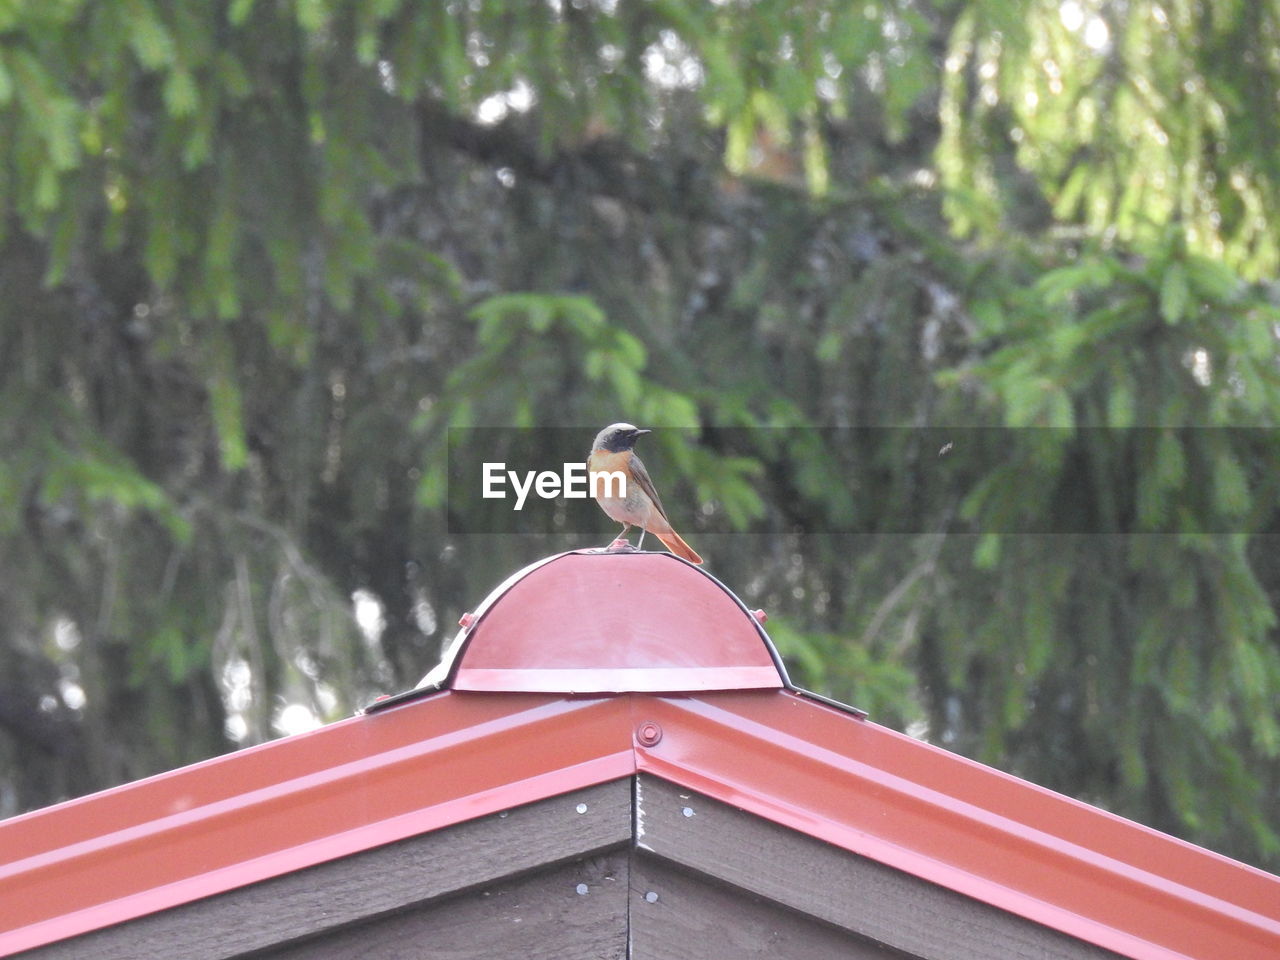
[587,449,629,472]
[587,448,649,522]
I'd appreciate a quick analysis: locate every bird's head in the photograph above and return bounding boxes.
[593,422,651,453]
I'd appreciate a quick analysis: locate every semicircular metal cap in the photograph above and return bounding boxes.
[424,551,788,693]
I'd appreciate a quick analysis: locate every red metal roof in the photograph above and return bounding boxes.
[439,550,784,693]
[1,552,1278,959]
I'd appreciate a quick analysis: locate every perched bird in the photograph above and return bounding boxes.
[588,423,703,564]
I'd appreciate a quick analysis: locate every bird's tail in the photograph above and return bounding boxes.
[656,528,703,565]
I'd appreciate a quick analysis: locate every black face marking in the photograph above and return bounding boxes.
[598,426,648,452]
[602,429,632,452]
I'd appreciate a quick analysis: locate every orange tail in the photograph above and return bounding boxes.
[656,528,703,564]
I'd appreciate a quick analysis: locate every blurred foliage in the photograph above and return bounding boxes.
[1,0,1279,871]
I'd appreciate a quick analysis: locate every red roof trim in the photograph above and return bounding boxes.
[634,692,1280,960]
[0,694,634,956]
[1,689,1277,959]
[452,665,782,692]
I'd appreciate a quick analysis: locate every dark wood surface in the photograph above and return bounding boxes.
[254,852,629,960]
[630,854,901,960]
[15,779,631,960]
[634,775,1122,960]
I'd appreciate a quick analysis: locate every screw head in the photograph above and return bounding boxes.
[458,612,476,629]
[644,890,659,903]
[751,608,768,624]
[636,721,663,746]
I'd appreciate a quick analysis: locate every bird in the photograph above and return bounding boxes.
[587,423,703,564]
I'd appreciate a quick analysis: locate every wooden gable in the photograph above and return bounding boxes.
[17,775,1123,960]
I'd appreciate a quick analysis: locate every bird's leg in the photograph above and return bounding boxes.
[607,524,633,552]
[634,528,647,551]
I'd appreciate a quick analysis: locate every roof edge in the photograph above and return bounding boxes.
[3,689,1276,960]
[0,694,635,956]
[632,691,1280,960]
[452,665,783,693]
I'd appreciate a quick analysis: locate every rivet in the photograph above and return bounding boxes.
[458,612,476,629]
[575,883,589,896]
[682,806,695,818]
[575,802,588,814]
[751,608,768,624]
[636,721,663,746]
[644,890,659,903]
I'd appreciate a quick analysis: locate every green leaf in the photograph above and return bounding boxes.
[209,374,248,471]
[356,28,379,65]
[1242,311,1277,359]
[1159,262,1190,324]
[417,461,446,508]
[1212,454,1250,517]
[1045,389,1075,429]
[129,3,176,70]
[611,332,650,373]
[1229,640,1268,702]
[217,52,253,99]
[607,361,641,408]
[1033,260,1111,305]
[34,165,61,211]
[295,0,329,32]
[584,347,607,380]
[1184,255,1238,302]
[640,389,699,428]
[228,0,256,25]
[144,219,177,288]
[803,123,829,196]
[163,69,199,117]
[724,112,752,174]
[969,298,1005,334]
[43,212,77,287]
[43,99,81,171]
[973,533,1001,569]
[1136,471,1165,530]
[560,296,606,335]
[1107,377,1135,428]
[526,299,552,333]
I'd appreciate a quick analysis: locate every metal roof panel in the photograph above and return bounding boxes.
[440,551,787,693]
[2,691,1278,959]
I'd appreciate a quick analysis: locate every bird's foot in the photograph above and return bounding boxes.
[605,538,637,553]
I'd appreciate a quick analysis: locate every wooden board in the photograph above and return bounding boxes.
[630,855,900,960]
[16,779,631,960]
[255,852,629,960]
[634,775,1122,960]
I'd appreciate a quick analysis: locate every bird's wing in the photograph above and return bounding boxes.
[628,453,670,521]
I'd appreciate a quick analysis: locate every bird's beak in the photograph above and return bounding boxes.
[633,428,651,436]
